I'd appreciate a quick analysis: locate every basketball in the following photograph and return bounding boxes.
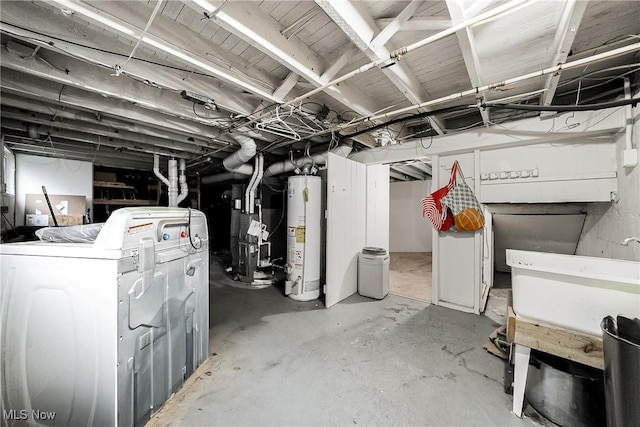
[454,208,484,231]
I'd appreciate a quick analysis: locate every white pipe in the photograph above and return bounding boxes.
[230,0,531,131]
[200,133,257,184]
[153,154,170,187]
[168,158,178,207]
[624,77,633,151]
[153,154,171,205]
[250,154,264,215]
[223,133,256,172]
[264,145,352,176]
[244,155,260,213]
[177,158,189,204]
[362,42,640,124]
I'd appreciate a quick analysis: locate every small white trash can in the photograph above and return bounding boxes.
[358,247,390,299]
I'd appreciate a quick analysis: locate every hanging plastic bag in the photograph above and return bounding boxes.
[441,161,484,232]
[421,161,458,231]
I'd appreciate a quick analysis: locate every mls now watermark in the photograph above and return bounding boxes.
[3,409,57,421]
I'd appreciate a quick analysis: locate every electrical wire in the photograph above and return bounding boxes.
[482,97,638,112]
[187,207,202,250]
[116,0,164,76]
[344,105,471,139]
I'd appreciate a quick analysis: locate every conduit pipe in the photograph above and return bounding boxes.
[228,0,531,132]
[361,42,640,124]
[244,154,261,213]
[177,158,189,204]
[264,145,352,176]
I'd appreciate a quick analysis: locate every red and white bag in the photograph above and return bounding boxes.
[421,161,458,231]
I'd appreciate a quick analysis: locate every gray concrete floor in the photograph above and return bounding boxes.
[148,258,534,426]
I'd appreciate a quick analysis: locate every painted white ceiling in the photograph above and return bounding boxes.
[0,0,638,180]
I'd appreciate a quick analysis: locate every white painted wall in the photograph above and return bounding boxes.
[576,102,640,261]
[479,139,617,203]
[15,154,93,226]
[389,180,432,252]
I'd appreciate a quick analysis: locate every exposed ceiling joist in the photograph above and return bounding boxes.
[0,46,239,139]
[3,140,155,170]
[541,0,589,106]
[1,118,195,159]
[0,20,257,116]
[1,108,212,155]
[315,0,446,134]
[371,1,422,49]
[390,163,427,181]
[0,60,242,145]
[272,72,299,100]
[0,93,222,150]
[185,0,385,119]
[405,161,432,176]
[375,17,452,32]
[44,0,281,102]
[320,46,360,81]
[389,170,411,181]
[445,0,490,126]
[3,135,154,162]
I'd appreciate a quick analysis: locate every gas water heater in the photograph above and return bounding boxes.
[286,175,321,301]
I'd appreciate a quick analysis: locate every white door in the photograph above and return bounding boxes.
[366,164,390,249]
[481,208,493,311]
[431,153,483,314]
[325,153,366,308]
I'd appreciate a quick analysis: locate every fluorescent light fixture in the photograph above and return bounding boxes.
[50,0,278,102]
[53,0,135,36]
[142,36,277,101]
[191,0,217,14]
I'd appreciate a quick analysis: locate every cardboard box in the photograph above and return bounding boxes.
[25,194,86,217]
[49,215,84,226]
[26,214,49,227]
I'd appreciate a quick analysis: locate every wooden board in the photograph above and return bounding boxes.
[507,292,603,369]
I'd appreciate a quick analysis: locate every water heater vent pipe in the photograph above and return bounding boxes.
[177,158,189,204]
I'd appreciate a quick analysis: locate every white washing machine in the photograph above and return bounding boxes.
[0,207,209,427]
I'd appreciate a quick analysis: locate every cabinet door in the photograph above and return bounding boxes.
[432,153,483,314]
[325,153,366,308]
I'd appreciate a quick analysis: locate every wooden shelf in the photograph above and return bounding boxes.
[506,292,603,369]
[94,181,135,189]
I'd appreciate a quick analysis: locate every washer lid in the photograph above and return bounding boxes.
[362,247,387,255]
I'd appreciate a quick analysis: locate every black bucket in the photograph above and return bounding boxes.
[601,316,640,427]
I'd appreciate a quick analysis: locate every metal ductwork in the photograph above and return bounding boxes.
[223,133,257,173]
[264,145,352,177]
[245,153,264,214]
[201,133,257,184]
